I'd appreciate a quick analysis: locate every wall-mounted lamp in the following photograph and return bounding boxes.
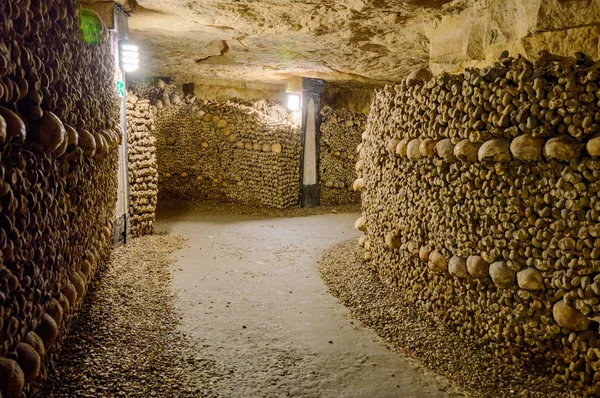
[119,40,139,72]
[287,93,301,111]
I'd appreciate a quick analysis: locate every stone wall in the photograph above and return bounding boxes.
[428,0,600,76]
[126,95,158,237]
[0,1,120,397]
[321,83,376,116]
[357,52,600,394]
[154,100,301,209]
[319,106,364,206]
[177,78,288,104]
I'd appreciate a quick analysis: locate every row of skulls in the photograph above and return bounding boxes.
[354,51,600,394]
[0,0,121,397]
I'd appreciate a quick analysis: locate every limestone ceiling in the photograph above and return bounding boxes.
[119,0,460,85]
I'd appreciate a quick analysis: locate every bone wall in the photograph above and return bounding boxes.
[319,106,364,206]
[153,100,301,209]
[357,53,600,394]
[126,95,158,237]
[0,1,120,397]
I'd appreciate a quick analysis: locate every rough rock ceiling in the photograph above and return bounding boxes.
[120,0,459,85]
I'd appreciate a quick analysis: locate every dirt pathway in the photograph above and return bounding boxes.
[157,207,460,398]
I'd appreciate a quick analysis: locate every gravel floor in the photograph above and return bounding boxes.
[41,234,223,398]
[157,205,460,398]
[318,240,577,398]
[39,207,461,398]
[37,205,571,398]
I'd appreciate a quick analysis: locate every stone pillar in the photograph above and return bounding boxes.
[112,5,132,246]
[300,78,325,208]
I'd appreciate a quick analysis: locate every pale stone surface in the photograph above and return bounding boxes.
[179,78,288,102]
[119,0,600,85]
[429,0,600,75]
[159,208,457,397]
[123,0,454,84]
[120,0,600,86]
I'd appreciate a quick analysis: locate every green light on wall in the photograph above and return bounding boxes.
[79,9,103,46]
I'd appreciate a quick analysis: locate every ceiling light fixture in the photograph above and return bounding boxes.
[287,93,301,111]
[119,40,139,72]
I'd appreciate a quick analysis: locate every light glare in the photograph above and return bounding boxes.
[122,44,139,51]
[119,40,140,73]
[123,64,139,72]
[122,51,139,59]
[121,57,139,65]
[287,94,301,111]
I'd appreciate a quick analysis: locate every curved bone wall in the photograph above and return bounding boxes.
[126,95,158,237]
[154,101,301,209]
[357,53,600,393]
[319,107,364,205]
[0,1,120,397]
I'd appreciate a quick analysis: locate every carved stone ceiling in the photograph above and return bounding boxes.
[120,0,458,85]
[119,0,600,87]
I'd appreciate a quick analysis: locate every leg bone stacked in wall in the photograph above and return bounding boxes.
[126,94,158,237]
[0,1,120,396]
[356,52,600,394]
[319,106,364,206]
[148,93,301,209]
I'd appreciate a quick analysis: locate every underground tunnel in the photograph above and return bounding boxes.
[1,0,600,397]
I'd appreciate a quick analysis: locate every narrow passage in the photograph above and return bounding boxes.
[158,205,458,397]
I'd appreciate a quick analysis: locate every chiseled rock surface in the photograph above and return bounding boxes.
[122,0,454,84]
[429,0,600,74]
[120,0,599,85]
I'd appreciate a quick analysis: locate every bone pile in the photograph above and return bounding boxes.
[126,94,158,237]
[0,1,120,397]
[356,51,600,394]
[319,106,364,205]
[251,99,290,123]
[128,79,176,107]
[153,98,301,209]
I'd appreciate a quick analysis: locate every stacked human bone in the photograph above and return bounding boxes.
[126,94,158,237]
[252,99,290,123]
[0,1,120,397]
[153,99,301,209]
[319,106,364,205]
[356,51,600,394]
[129,80,176,108]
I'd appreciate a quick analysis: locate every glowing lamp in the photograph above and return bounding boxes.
[119,40,139,72]
[287,93,301,111]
